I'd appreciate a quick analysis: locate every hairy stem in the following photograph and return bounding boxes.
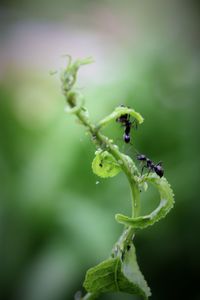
[69,104,140,300]
[131,182,140,218]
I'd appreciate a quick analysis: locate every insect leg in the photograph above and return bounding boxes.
[141,165,148,175]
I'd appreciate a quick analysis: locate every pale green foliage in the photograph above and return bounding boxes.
[98,105,144,128]
[84,244,150,299]
[92,149,121,178]
[61,57,175,300]
[116,174,175,229]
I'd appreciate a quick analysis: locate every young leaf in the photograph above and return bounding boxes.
[115,174,175,228]
[98,105,144,128]
[61,56,93,95]
[92,149,121,178]
[83,244,151,299]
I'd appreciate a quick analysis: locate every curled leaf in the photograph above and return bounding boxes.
[61,56,93,93]
[98,105,144,128]
[92,149,121,178]
[115,174,174,229]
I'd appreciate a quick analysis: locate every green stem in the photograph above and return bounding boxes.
[75,109,139,181]
[74,103,141,240]
[131,182,140,218]
[66,89,141,300]
[117,184,140,254]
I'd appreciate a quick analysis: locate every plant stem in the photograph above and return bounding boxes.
[68,101,140,300]
[75,108,139,177]
[131,182,140,218]
[73,103,141,228]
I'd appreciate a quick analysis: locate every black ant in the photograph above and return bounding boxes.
[121,243,131,261]
[116,111,138,144]
[137,154,164,177]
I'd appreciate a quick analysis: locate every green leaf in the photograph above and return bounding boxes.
[122,244,151,298]
[92,149,121,178]
[98,105,144,128]
[115,174,175,228]
[83,244,151,299]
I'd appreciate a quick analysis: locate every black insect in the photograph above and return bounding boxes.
[137,154,164,177]
[121,243,132,261]
[116,112,137,144]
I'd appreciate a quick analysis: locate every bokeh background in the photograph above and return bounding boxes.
[0,1,200,299]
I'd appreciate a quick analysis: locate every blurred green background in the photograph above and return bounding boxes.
[0,1,200,300]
